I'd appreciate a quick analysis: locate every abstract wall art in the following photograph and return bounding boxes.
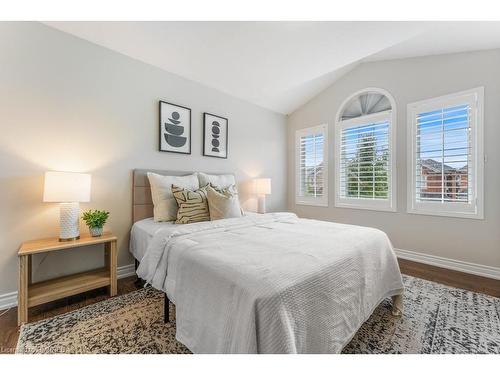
[159,101,191,154]
[203,112,228,158]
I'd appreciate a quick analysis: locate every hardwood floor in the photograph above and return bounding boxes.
[398,258,500,298]
[0,261,499,354]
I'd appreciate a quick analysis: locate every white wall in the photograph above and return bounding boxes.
[0,22,287,297]
[287,49,500,269]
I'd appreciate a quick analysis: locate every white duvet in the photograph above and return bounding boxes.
[137,212,404,354]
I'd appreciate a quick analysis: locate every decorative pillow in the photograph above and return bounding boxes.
[209,182,239,196]
[198,172,236,189]
[172,184,210,224]
[206,185,243,221]
[147,172,199,222]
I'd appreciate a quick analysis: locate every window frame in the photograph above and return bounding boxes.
[334,88,397,212]
[406,87,484,219]
[295,124,328,207]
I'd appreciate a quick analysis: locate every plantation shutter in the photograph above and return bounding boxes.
[339,118,390,200]
[415,104,471,203]
[407,87,483,219]
[296,125,328,206]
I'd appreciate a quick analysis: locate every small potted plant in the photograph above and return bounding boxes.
[82,209,110,237]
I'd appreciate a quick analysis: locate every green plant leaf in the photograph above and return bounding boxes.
[82,209,110,228]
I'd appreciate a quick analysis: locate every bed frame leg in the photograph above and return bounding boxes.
[135,261,169,323]
[164,293,170,323]
[391,294,403,317]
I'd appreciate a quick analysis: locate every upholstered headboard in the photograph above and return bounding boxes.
[132,169,188,223]
[132,169,235,223]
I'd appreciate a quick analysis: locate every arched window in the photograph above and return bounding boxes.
[334,88,397,211]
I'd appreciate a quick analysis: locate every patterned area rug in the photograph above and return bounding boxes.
[16,275,500,354]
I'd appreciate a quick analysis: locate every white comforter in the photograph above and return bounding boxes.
[137,212,404,354]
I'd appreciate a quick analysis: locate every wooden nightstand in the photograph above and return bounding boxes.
[17,232,117,325]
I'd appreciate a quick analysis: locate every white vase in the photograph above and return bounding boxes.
[89,227,103,237]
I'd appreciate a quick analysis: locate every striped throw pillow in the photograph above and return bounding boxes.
[172,184,210,224]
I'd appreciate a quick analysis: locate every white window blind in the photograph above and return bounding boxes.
[296,125,328,206]
[415,104,471,203]
[335,110,396,212]
[407,87,484,219]
[339,119,390,200]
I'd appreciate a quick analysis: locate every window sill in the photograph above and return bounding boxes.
[335,199,396,212]
[406,207,484,220]
[295,200,328,208]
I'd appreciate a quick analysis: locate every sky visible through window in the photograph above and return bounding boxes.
[417,104,470,170]
[341,121,388,158]
[301,134,324,167]
[415,104,470,203]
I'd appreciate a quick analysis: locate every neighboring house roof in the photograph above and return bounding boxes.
[420,159,459,173]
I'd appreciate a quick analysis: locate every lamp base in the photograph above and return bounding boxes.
[257,195,266,214]
[59,236,80,242]
[59,202,80,241]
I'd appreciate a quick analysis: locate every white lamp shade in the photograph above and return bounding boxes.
[254,178,271,195]
[43,171,91,203]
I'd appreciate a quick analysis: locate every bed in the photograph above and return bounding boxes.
[130,169,404,354]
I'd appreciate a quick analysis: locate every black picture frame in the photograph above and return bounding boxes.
[203,112,228,159]
[159,100,192,155]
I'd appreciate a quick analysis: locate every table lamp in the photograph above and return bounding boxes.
[43,171,91,241]
[254,178,271,214]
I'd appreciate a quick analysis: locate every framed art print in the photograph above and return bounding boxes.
[159,101,191,154]
[203,112,228,158]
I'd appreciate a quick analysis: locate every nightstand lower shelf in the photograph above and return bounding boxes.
[28,268,111,308]
[18,233,118,325]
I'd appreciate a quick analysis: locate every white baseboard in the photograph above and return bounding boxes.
[117,263,136,279]
[0,291,18,310]
[395,248,500,280]
[0,264,136,311]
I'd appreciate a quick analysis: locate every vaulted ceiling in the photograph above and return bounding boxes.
[45,21,500,114]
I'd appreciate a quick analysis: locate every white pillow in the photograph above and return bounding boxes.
[206,185,242,221]
[198,172,236,189]
[147,172,199,222]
